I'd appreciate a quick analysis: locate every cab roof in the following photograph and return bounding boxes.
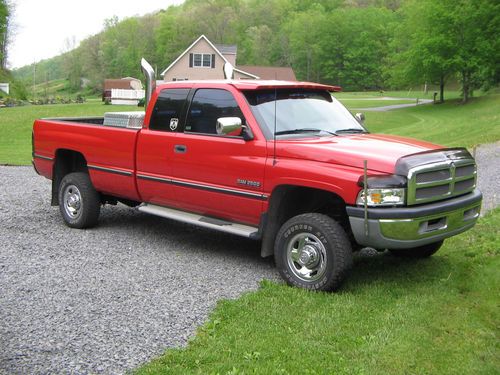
[156,79,342,92]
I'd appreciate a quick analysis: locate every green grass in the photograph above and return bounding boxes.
[334,89,463,101]
[137,209,500,375]
[1,93,498,165]
[338,98,417,108]
[0,102,136,165]
[30,78,100,100]
[362,94,500,148]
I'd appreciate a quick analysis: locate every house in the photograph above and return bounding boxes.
[161,35,296,81]
[102,77,144,104]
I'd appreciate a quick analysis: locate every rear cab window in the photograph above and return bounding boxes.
[150,89,190,132]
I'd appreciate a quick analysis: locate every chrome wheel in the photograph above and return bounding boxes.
[286,232,327,282]
[63,184,82,219]
[58,172,100,228]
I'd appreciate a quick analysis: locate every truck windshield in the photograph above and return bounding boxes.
[244,89,366,139]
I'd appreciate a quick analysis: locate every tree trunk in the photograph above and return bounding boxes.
[439,75,445,103]
[462,70,470,103]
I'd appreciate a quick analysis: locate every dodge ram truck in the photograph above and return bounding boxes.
[32,59,482,291]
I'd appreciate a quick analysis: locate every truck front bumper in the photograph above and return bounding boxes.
[346,189,482,249]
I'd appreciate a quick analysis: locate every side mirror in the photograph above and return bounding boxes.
[216,117,243,136]
[355,112,365,124]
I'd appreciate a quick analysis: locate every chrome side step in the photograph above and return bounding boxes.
[138,204,259,238]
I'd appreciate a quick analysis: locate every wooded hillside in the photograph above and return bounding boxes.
[12,0,500,101]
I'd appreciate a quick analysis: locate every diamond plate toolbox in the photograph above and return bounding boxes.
[103,111,145,129]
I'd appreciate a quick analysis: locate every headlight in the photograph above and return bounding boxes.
[356,174,406,206]
[356,188,405,206]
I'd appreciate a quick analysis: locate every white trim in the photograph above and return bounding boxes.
[193,53,213,68]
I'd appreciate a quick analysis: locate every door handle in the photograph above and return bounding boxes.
[174,144,187,153]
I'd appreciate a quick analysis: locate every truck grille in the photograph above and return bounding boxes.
[407,160,477,205]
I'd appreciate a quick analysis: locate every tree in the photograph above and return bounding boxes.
[284,5,327,81]
[387,1,457,102]
[0,0,9,69]
[62,37,82,91]
[320,6,395,90]
[449,0,499,102]
[388,0,500,103]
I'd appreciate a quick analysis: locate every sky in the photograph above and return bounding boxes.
[7,0,185,69]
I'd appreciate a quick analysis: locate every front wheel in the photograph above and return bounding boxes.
[274,213,353,291]
[389,240,444,258]
[58,172,101,228]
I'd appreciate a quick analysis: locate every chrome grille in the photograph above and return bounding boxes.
[407,159,476,205]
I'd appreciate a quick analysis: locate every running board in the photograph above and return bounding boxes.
[138,204,259,239]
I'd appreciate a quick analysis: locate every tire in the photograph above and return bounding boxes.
[389,240,444,258]
[274,213,353,291]
[58,172,101,229]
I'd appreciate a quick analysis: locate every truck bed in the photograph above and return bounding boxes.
[33,116,142,201]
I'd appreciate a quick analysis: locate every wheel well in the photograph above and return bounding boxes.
[51,149,88,206]
[260,185,350,258]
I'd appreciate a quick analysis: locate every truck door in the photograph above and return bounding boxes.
[169,88,267,226]
[136,88,189,207]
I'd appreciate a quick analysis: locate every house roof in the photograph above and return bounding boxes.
[236,66,297,81]
[161,34,257,78]
[103,79,137,91]
[161,35,229,76]
[214,44,237,55]
[160,35,298,82]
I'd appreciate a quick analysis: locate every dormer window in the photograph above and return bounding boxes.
[190,53,215,68]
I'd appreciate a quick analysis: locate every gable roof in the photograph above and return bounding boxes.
[236,66,297,81]
[160,35,297,81]
[161,35,258,78]
[161,35,229,76]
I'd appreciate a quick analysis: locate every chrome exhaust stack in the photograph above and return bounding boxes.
[141,58,156,109]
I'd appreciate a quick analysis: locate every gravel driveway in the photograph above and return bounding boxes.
[1,142,498,374]
[0,167,278,374]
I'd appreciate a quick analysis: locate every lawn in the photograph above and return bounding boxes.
[0,102,134,165]
[137,209,499,375]
[362,94,500,148]
[334,89,465,101]
[1,93,499,165]
[337,98,417,109]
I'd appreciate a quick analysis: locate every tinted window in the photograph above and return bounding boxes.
[150,89,190,131]
[244,89,364,139]
[185,89,245,135]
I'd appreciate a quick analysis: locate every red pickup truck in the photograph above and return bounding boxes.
[32,59,482,291]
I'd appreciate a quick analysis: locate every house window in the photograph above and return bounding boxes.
[190,53,215,68]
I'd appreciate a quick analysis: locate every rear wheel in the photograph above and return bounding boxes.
[275,213,353,291]
[58,172,100,228]
[389,240,444,258]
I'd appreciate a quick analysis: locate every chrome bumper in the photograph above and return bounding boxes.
[346,189,482,249]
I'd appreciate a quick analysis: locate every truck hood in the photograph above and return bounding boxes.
[276,134,442,174]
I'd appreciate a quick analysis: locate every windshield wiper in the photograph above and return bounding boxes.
[275,128,337,136]
[334,128,367,134]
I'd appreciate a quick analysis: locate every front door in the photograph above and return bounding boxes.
[169,88,267,226]
[136,88,189,207]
